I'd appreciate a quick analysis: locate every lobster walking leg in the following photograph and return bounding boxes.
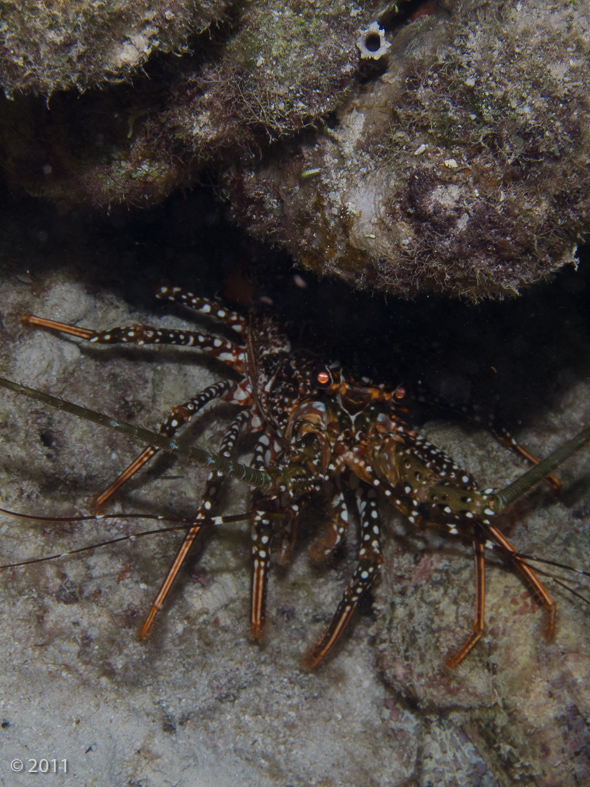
[445,523,556,668]
[304,487,384,668]
[140,409,253,638]
[96,380,235,508]
[487,523,556,638]
[21,307,254,507]
[21,315,247,373]
[492,426,561,492]
[309,489,349,562]
[249,433,287,639]
[418,385,561,491]
[250,503,274,640]
[155,284,248,334]
[446,539,486,668]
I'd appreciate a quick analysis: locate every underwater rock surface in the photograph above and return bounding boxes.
[0,0,378,208]
[0,0,231,95]
[229,0,590,298]
[1,0,590,296]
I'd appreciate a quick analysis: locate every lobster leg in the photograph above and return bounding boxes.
[276,507,299,565]
[492,426,561,493]
[309,489,349,562]
[21,311,255,506]
[22,315,247,374]
[487,523,556,638]
[250,503,274,640]
[249,432,287,639]
[446,522,556,668]
[96,380,236,508]
[303,487,384,669]
[139,409,253,638]
[416,385,560,491]
[446,539,486,668]
[155,285,248,334]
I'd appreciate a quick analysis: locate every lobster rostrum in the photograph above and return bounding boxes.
[1,284,588,669]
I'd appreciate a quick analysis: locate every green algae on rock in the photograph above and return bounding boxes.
[3,0,590,299]
[227,0,590,299]
[0,0,231,96]
[0,0,382,208]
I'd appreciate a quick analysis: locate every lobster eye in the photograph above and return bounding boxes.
[313,364,333,389]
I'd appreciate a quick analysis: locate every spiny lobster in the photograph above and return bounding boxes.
[0,283,589,670]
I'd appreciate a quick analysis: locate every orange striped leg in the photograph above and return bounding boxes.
[276,507,299,566]
[493,427,561,493]
[412,384,560,493]
[22,317,235,510]
[155,284,248,335]
[446,524,556,668]
[309,490,348,562]
[22,315,247,374]
[21,315,95,338]
[95,380,234,508]
[487,523,556,639]
[304,488,383,669]
[250,504,273,640]
[446,539,486,668]
[139,410,251,638]
[139,522,205,639]
[249,431,294,637]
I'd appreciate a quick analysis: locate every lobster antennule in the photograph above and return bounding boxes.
[0,376,276,492]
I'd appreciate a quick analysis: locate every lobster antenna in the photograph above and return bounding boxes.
[494,424,590,509]
[0,376,275,492]
[0,512,253,570]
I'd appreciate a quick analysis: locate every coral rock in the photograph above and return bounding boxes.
[0,0,380,208]
[0,0,231,96]
[227,0,590,299]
